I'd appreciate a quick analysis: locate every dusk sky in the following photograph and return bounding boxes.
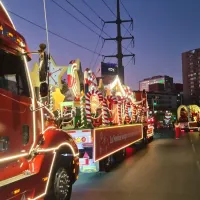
[3,0,200,89]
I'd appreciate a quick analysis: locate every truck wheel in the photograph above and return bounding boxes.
[104,157,111,172]
[54,168,72,200]
[45,157,73,200]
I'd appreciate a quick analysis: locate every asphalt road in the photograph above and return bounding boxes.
[71,129,200,200]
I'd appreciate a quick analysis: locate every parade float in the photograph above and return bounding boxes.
[31,57,154,172]
[177,105,200,131]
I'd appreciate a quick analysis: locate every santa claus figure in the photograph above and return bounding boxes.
[84,68,97,93]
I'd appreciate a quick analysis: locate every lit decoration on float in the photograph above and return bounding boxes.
[80,92,86,127]
[164,111,172,125]
[52,88,65,111]
[67,59,82,98]
[31,56,150,129]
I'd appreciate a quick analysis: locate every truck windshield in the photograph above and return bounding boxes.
[0,49,30,97]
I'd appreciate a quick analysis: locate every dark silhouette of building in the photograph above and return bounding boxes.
[173,83,183,93]
[182,48,200,105]
[149,83,165,92]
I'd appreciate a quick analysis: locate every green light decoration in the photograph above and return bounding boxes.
[158,79,164,83]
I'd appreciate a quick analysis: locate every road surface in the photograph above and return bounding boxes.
[71,129,200,200]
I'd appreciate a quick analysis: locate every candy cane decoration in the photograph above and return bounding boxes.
[117,96,123,125]
[131,103,136,122]
[102,98,109,126]
[137,105,142,122]
[141,107,145,122]
[106,95,117,122]
[125,100,131,124]
[85,89,103,124]
[80,95,86,127]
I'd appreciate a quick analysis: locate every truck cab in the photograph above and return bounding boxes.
[0,2,79,200]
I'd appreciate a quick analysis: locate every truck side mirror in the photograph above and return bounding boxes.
[39,44,48,82]
[40,82,48,97]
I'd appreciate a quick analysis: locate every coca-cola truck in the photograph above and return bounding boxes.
[0,2,79,200]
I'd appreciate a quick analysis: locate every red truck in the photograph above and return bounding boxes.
[0,2,79,200]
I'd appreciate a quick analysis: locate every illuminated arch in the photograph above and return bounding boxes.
[177,105,188,120]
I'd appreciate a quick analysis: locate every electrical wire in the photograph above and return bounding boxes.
[82,0,104,23]
[51,0,104,39]
[90,24,105,70]
[120,0,132,19]
[93,46,104,71]
[8,10,102,56]
[65,0,133,54]
[101,0,116,17]
[124,56,134,68]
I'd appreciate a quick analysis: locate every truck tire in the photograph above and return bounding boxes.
[103,156,111,172]
[104,160,111,172]
[45,156,73,200]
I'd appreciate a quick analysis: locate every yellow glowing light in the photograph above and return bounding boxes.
[8,32,13,37]
[42,177,48,182]
[37,142,79,157]
[13,189,20,195]
[41,126,56,135]
[0,1,16,30]
[23,55,37,155]
[107,76,125,96]
[52,88,65,111]
[0,153,28,163]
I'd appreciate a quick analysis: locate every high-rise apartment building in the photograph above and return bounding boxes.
[182,48,200,105]
[139,75,173,92]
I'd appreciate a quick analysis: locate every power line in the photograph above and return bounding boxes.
[51,0,103,39]
[65,0,104,35]
[82,0,104,23]
[65,0,132,54]
[120,0,132,19]
[101,0,133,37]
[101,0,116,17]
[90,25,105,70]
[8,10,102,56]
[93,45,104,72]
[124,56,134,68]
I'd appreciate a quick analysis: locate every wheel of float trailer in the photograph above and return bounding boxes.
[143,136,148,145]
[45,157,73,200]
[104,156,111,172]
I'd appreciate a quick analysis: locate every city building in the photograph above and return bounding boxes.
[139,75,174,92]
[173,83,183,93]
[147,92,178,113]
[182,48,200,105]
[149,83,164,92]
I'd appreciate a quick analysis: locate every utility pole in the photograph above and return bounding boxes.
[103,0,135,84]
